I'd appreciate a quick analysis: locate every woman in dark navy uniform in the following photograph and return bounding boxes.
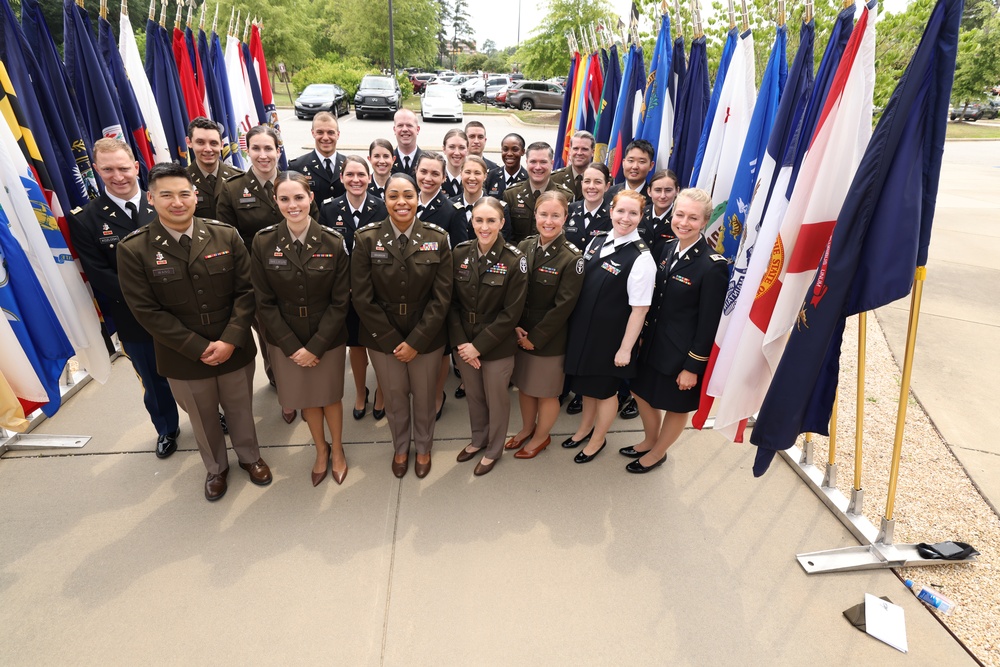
[506,192,584,460]
[368,139,395,199]
[624,188,727,473]
[441,129,468,199]
[639,169,680,259]
[251,172,351,485]
[415,152,468,248]
[451,198,528,476]
[562,190,656,463]
[319,156,388,421]
[565,163,612,256]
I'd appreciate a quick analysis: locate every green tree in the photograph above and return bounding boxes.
[458,53,489,71]
[450,0,474,69]
[481,38,498,56]
[511,0,614,79]
[315,0,439,70]
[437,0,452,66]
[952,7,1000,106]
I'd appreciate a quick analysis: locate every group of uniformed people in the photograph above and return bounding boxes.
[68,109,728,501]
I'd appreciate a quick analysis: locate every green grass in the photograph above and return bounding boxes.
[945,121,1000,139]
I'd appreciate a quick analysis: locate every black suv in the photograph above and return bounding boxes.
[354,75,403,120]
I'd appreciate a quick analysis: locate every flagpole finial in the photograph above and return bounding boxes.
[159,0,168,28]
[777,0,786,26]
[199,2,206,29]
[842,0,853,8]
[186,3,194,28]
[243,15,250,42]
[98,0,107,19]
[727,0,736,28]
[174,2,183,29]
[660,0,667,13]
[740,0,749,31]
[804,0,814,22]
[121,0,127,17]
[234,10,241,36]
[690,0,704,37]
[212,4,219,32]
[673,0,683,34]
[148,0,155,21]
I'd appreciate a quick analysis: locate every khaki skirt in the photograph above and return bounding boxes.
[268,343,347,409]
[512,350,565,398]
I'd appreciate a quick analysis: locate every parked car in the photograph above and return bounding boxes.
[460,75,512,103]
[509,73,525,81]
[505,80,565,111]
[420,84,463,122]
[494,86,509,107]
[545,76,568,87]
[961,100,999,121]
[294,83,350,119]
[410,73,437,94]
[353,75,402,120]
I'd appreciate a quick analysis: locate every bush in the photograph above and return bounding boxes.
[292,57,412,101]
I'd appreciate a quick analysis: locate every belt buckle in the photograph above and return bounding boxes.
[399,303,407,315]
[200,313,211,326]
[467,312,476,324]
[299,306,308,317]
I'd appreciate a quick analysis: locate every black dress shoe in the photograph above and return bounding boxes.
[558,392,569,406]
[372,388,386,420]
[219,413,229,434]
[619,445,648,459]
[454,385,466,399]
[155,429,180,459]
[619,397,639,420]
[566,395,583,415]
[436,391,446,421]
[574,440,606,464]
[626,455,667,473]
[353,387,370,420]
[561,428,594,449]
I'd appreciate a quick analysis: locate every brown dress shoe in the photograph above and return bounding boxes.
[392,456,408,478]
[473,458,497,476]
[205,469,229,501]
[514,436,552,459]
[456,445,481,463]
[239,458,273,485]
[414,456,431,478]
[504,430,534,450]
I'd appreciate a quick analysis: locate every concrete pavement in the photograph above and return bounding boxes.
[876,140,1000,516]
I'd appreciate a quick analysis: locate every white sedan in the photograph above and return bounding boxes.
[420,84,463,123]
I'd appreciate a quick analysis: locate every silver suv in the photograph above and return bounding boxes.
[460,75,512,103]
[505,81,565,111]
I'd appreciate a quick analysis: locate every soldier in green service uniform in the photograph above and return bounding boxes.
[117,163,272,502]
[184,117,242,221]
[451,198,528,477]
[502,142,574,244]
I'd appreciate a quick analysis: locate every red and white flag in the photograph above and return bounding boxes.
[709,1,877,440]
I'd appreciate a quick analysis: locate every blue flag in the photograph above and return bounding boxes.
[787,6,856,195]
[242,40,267,126]
[552,53,577,170]
[690,27,738,186]
[717,25,787,262]
[98,16,155,182]
[145,18,190,164]
[669,36,710,189]
[607,45,646,183]
[0,207,75,416]
[594,45,621,165]
[635,15,672,168]
[198,28,235,163]
[670,35,685,110]
[749,0,964,476]
[0,0,76,218]
[209,29,244,169]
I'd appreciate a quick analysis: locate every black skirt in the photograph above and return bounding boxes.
[572,374,621,400]
[631,364,701,413]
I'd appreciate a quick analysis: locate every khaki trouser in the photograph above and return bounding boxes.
[369,347,444,456]
[457,355,516,460]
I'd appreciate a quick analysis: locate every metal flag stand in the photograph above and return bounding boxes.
[0,364,94,458]
[783,267,977,573]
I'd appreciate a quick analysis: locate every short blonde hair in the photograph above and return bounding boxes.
[92,138,134,161]
[676,187,713,222]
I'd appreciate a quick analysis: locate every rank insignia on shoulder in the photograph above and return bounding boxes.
[71,206,83,215]
[453,202,464,209]
[710,254,727,262]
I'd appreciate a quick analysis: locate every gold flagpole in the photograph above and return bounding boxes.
[159,0,167,28]
[98,0,107,19]
[740,0,749,32]
[691,0,703,38]
[878,267,927,543]
[727,0,736,29]
[805,0,814,23]
[777,0,786,27]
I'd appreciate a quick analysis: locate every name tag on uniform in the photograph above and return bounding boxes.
[152,267,175,277]
[672,274,692,285]
[99,236,120,245]
[239,196,257,204]
[457,268,471,280]
[600,262,621,276]
[419,242,438,251]
[269,257,288,266]
[370,250,389,259]
[197,195,206,203]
